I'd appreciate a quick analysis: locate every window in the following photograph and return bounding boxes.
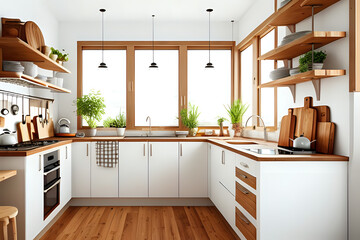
[82,50,127,126]
[134,50,179,127]
[240,45,254,123]
[187,50,231,126]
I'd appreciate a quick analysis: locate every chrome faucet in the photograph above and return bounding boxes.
[244,115,268,141]
[146,116,152,137]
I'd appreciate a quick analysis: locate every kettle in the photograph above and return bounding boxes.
[290,135,316,150]
[58,118,71,133]
[0,129,17,146]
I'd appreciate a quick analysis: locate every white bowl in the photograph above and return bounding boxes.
[21,62,38,77]
[47,77,57,85]
[56,78,63,87]
[269,67,290,80]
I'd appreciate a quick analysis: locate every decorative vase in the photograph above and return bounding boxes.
[88,128,97,137]
[189,128,198,137]
[49,53,58,61]
[116,128,126,137]
[219,122,224,136]
[232,123,243,137]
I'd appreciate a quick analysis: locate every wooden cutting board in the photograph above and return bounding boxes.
[316,122,335,154]
[0,116,4,127]
[292,97,317,147]
[33,116,49,139]
[25,115,35,140]
[48,118,55,137]
[24,21,45,50]
[17,122,30,142]
[278,109,296,147]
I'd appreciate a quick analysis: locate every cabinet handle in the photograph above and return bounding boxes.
[221,151,225,165]
[38,155,42,172]
[238,186,250,195]
[87,144,89,157]
[240,162,249,168]
[180,143,182,156]
[66,146,68,159]
[238,213,250,225]
[150,144,152,157]
[238,174,248,179]
[143,144,146,156]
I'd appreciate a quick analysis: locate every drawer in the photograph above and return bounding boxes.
[236,181,256,219]
[236,155,258,177]
[235,207,256,240]
[236,167,256,190]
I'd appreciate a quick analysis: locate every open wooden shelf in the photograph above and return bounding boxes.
[0,37,70,73]
[259,31,346,60]
[259,69,346,88]
[0,170,17,182]
[0,71,71,93]
[270,0,341,26]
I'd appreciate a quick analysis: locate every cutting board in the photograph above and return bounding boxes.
[33,116,48,139]
[292,97,317,148]
[24,21,45,50]
[316,122,335,154]
[17,122,30,142]
[278,109,296,147]
[25,116,35,140]
[48,118,55,137]
[0,116,4,127]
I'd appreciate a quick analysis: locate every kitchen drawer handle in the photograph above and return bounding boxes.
[87,144,89,157]
[180,143,183,156]
[44,166,60,176]
[238,213,250,225]
[66,146,68,159]
[239,186,250,195]
[44,179,61,193]
[143,144,146,156]
[150,144,152,157]
[238,174,248,179]
[221,151,225,165]
[38,155,42,172]
[240,162,249,168]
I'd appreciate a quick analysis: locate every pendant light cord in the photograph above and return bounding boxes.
[102,11,105,63]
[208,11,211,63]
[152,15,155,63]
[231,20,234,42]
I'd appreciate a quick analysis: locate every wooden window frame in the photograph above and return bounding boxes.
[77,41,234,131]
[350,0,360,92]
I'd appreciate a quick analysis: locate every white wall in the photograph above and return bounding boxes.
[0,0,60,133]
[57,20,235,133]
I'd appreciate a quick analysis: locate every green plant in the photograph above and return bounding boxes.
[299,50,327,72]
[103,112,126,128]
[179,103,200,129]
[51,47,69,62]
[225,99,249,125]
[76,90,106,128]
[217,117,228,126]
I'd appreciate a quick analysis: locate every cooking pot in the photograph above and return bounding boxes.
[58,118,70,133]
[290,135,316,150]
[0,129,17,146]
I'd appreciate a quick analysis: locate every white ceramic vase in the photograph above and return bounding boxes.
[116,128,126,137]
[312,63,324,70]
[88,128,97,137]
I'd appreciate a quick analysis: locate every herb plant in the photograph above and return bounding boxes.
[179,103,200,129]
[217,117,228,126]
[103,112,126,128]
[51,47,69,62]
[76,90,106,128]
[299,50,327,73]
[225,99,249,125]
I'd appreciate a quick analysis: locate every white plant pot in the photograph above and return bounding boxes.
[88,128,97,137]
[312,63,324,70]
[116,128,126,137]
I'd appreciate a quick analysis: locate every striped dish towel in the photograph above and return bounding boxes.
[96,141,119,167]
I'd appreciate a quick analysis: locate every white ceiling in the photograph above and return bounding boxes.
[43,0,256,23]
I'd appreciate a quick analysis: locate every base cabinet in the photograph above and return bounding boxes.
[72,142,91,197]
[60,144,72,206]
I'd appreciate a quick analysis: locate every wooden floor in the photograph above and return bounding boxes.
[40,206,240,240]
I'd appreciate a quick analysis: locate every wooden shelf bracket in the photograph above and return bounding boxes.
[288,85,296,102]
[312,78,321,100]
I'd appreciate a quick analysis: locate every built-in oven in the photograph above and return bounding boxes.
[43,150,60,219]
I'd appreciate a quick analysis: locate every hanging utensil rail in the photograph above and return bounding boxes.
[0,89,54,102]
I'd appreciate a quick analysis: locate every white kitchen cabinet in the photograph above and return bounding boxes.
[119,142,148,197]
[149,142,178,197]
[90,142,119,197]
[179,142,207,197]
[60,144,72,206]
[71,142,91,197]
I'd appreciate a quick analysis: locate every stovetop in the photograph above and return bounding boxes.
[0,140,60,151]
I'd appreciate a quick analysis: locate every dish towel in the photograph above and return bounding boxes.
[96,141,119,168]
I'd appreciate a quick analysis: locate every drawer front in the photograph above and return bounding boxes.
[236,167,256,190]
[236,207,256,240]
[236,155,258,177]
[236,181,256,219]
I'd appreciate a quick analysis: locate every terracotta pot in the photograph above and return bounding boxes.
[189,128,198,137]
[232,123,243,137]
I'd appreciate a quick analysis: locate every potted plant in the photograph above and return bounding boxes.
[103,112,126,136]
[49,47,59,61]
[299,50,327,73]
[179,103,200,137]
[50,47,69,65]
[76,90,106,136]
[225,99,249,137]
[217,117,228,136]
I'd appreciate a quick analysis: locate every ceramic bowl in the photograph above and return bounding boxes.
[269,67,290,80]
[21,62,38,77]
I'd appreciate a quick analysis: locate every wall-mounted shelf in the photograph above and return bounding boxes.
[270,0,341,26]
[259,31,346,60]
[259,69,346,102]
[0,71,71,93]
[0,37,70,73]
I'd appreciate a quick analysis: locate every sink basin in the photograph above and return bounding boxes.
[225,140,258,145]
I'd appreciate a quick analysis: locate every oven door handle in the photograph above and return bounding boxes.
[43,166,60,176]
[44,178,61,193]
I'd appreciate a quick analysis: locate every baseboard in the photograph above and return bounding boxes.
[70,197,214,206]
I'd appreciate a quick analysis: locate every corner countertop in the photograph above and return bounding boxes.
[0,136,349,161]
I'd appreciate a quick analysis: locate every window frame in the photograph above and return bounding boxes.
[77,41,235,130]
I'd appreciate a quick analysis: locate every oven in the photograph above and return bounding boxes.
[43,150,60,219]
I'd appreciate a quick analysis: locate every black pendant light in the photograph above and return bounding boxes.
[205,9,214,69]
[149,15,158,69]
[98,9,107,69]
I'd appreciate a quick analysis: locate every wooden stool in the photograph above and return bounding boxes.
[0,207,18,240]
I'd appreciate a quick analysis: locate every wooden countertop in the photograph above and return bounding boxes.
[0,170,17,182]
[0,136,349,161]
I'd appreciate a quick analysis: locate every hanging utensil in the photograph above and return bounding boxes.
[1,93,9,115]
[44,100,49,124]
[38,100,42,122]
[11,95,19,115]
[21,96,25,124]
